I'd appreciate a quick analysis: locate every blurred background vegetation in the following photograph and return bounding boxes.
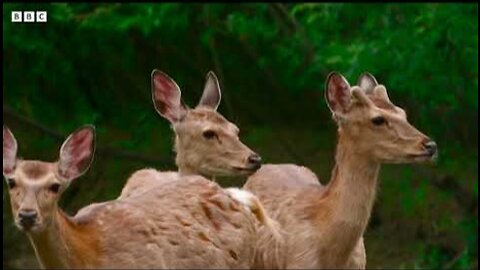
[3,3,478,269]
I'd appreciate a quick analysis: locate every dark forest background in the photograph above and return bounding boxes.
[3,3,478,269]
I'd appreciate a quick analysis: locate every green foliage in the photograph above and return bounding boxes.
[3,3,478,269]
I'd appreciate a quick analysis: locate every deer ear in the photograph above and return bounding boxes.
[357,72,378,94]
[151,70,188,123]
[197,71,221,111]
[57,125,95,181]
[3,126,18,176]
[325,72,352,114]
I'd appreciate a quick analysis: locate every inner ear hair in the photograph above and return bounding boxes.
[358,72,378,94]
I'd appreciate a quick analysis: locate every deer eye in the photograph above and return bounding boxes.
[49,183,61,194]
[371,116,387,126]
[203,130,217,140]
[6,179,16,189]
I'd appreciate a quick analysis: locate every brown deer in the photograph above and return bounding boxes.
[3,125,273,269]
[116,70,283,267]
[119,70,262,198]
[244,72,438,269]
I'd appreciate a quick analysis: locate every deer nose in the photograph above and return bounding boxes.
[423,140,437,156]
[247,153,262,170]
[18,210,38,228]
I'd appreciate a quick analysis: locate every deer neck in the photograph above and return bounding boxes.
[176,162,197,176]
[174,134,197,177]
[316,134,380,258]
[27,208,98,269]
[175,152,211,179]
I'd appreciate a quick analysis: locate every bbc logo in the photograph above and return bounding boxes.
[11,11,47,23]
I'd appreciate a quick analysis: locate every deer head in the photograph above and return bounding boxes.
[151,70,262,177]
[325,72,438,163]
[3,125,95,233]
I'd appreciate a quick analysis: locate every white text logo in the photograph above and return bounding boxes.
[11,11,47,23]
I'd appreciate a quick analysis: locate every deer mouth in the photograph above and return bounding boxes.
[15,220,42,233]
[408,152,437,162]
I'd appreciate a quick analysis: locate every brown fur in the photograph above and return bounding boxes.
[5,160,103,268]
[58,211,102,267]
[120,71,282,255]
[6,161,260,268]
[19,161,50,180]
[3,125,263,269]
[149,70,259,178]
[244,74,436,269]
[117,71,282,268]
[173,107,255,177]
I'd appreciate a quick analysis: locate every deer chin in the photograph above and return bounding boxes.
[232,165,261,175]
[15,220,45,234]
[405,149,438,162]
[382,152,437,164]
[199,166,256,177]
[410,153,438,163]
[198,166,243,177]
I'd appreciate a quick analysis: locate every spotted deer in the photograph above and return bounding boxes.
[115,70,282,265]
[3,125,274,269]
[119,70,262,198]
[244,72,438,269]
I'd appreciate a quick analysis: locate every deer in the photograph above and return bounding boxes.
[117,70,280,229]
[118,70,263,198]
[3,125,276,269]
[243,72,438,269]
[114,70,283,263]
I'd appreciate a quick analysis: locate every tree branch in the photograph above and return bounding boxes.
[3,106,173,166]
[270,3,316,72]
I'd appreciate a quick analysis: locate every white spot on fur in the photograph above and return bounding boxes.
[225,188,255,208]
